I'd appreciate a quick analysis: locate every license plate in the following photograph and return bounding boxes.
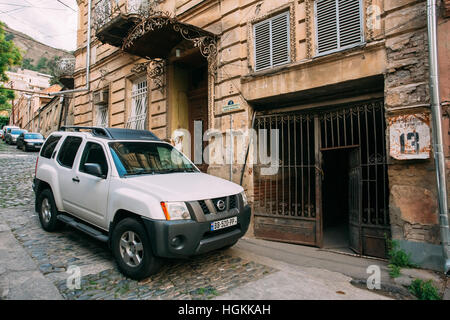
[210,217,237,231]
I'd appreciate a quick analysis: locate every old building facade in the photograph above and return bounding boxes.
[72,0,449,270]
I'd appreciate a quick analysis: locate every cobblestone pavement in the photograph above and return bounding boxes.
[0,143,36,208]
[0,143,276,300]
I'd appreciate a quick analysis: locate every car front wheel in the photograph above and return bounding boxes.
[37,189,62,232]
[112,218,162,280]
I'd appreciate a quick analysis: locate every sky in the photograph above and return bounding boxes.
[0,0,78,51]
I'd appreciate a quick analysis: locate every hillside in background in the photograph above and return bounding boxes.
[4,24,73,79]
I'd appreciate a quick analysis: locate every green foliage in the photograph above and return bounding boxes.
[0,21,22,112]
[0,115,9,128]
[5,32,14,42]
[21,55,62,85]
[386,236,417,269]
[388,264,401,278]
[409,279,441,300]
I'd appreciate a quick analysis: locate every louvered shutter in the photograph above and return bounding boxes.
[338,0,362,47]
[254,12,290,71]
[316,0,338,53]
[271,12,290,67]
[316,0,363,55]
[254,20,272,71]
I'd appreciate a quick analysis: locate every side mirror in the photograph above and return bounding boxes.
[84,163,105,178]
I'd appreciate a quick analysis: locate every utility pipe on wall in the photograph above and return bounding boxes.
[51,0,92,97]
[427,0,450,274]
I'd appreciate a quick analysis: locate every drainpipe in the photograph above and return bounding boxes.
[50,0,92,96]
[240,110,257,186]
[427,0,450,274]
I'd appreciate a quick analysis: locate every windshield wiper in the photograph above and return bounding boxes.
[157,168,198,174]
[123,170,155,177]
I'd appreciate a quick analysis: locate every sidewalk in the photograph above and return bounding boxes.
[0,222,62,300]
[216,237,394,300]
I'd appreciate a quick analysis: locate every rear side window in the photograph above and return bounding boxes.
[40,135,62,159]
[57,136,83,168]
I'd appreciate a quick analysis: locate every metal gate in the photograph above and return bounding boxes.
[254,99,390,257]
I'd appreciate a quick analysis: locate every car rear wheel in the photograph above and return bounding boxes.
[112,218,162,280]
[37,189,62,232]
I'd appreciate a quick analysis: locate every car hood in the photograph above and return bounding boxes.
[120,172,244,202]
[24,139,44,143]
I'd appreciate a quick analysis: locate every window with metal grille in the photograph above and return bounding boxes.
[96,105,108,127]
[315,0,363,55]
[253,11,290,71]
[127,77,148,130]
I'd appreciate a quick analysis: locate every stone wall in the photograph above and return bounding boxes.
[384,0,443,269]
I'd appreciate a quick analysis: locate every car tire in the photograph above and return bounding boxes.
[37,189,62,232]
[112,218,162,280]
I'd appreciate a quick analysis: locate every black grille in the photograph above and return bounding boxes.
[229,195,237,209]
[198,200,210,215]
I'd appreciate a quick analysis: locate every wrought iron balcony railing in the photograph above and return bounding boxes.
[93,0,159,34]
[55,58,76,78]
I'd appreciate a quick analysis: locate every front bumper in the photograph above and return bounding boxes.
[26,143,42,150]
[142,205,251,259]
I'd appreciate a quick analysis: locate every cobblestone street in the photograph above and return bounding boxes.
[0,143,275,300]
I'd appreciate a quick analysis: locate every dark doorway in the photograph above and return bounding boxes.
[187,64,208,173]
[322,148,351,254]
[171,47,209,173]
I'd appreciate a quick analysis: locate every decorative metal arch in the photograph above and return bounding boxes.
[122,11,218,72]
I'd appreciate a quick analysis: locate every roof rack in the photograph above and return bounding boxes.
[59,126,160,141]
[60,126,113,138]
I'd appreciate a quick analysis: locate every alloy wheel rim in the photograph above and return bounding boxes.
[119,231,144,267]
[41,198,51,224]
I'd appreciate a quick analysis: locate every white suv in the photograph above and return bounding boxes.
[33,126,251,279]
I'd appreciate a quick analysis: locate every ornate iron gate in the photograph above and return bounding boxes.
[254,99,390,257]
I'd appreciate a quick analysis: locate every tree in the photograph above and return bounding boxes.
[0,22,22,113]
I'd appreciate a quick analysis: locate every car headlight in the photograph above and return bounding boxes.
[161,202,191,220]
[241,191,248,206]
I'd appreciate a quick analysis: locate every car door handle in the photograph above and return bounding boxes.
[72,177,80,183]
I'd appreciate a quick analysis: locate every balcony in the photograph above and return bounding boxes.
[93,0,152,48]
[55,57,76,89]
[93,0,217,61]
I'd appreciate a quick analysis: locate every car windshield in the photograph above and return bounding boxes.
[109,142,198,177]
[11,130,26,135]
[24,133,43,139]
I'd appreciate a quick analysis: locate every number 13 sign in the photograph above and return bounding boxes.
[389,113,431,160]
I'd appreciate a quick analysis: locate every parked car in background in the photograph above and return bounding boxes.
[2,126,19,141]
[16,132,45,151]
[5,129,27,145]
[0,130,3,139]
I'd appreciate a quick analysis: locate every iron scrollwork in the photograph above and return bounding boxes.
[55,57,76,78]
[131,58,166,94]
[123,10,218,73]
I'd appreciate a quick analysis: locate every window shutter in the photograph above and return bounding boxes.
[254,12,290,71]
[316,0,362,55]
[316,0,338,54]
[271,13,290,67]
[338,0,362,47]
[254,20,272,71]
